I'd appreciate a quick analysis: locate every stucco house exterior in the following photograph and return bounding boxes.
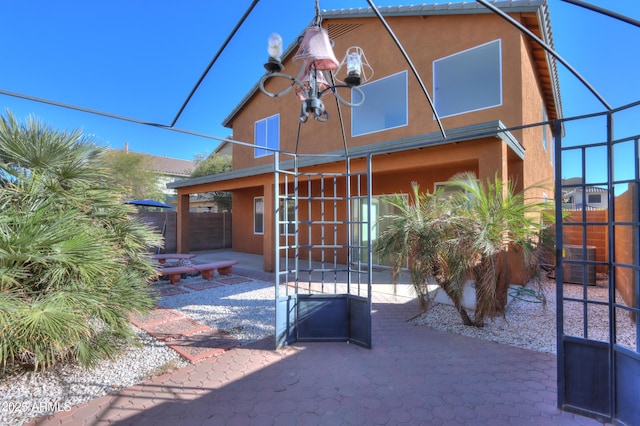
[168,0,561,273]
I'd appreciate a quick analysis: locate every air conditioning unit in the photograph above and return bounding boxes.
[562,244,596,286]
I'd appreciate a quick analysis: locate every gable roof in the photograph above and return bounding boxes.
[148,155,195,177]
[222,0,561,129]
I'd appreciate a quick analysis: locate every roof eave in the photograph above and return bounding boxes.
[169,119,524,189]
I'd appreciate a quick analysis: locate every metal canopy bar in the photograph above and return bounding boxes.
[169,0,261,127]
[0,87,293,156]
[365,0,447,140]
[476,0,612,111]
[562,0,640,29]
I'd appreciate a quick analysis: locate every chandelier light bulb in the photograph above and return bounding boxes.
[346,52,362,76]
[268,33,283,61]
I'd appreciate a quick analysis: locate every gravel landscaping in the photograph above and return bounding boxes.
[414,278,637,354]
[0,276,278,426]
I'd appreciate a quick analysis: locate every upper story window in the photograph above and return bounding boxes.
[254,114,279,158]
[433,39,502,118]
[351,71,408,137]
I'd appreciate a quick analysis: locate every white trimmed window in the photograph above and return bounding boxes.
[254,197,264,234]
[433,39,502,118]
[254,114,279,158]
[351,71,408,137]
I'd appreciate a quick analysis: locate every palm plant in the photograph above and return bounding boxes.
[376,173,553,327]
[446,172,553,326]
[375,183,477,325]
[0,111,162,373]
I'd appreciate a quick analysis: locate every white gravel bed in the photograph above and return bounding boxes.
[157,279,282,344]
[414,279,637,354]
[0,277,281,426]
[0,326,188,426]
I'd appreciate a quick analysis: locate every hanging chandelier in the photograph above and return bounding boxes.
[259,11,373,123]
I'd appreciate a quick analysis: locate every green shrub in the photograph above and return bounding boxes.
[0,111,161,373]
[376,173,553,327]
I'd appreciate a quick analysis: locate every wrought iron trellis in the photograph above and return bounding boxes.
[274,151,372,349]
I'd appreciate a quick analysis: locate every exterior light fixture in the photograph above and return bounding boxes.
[259,25,373,123]
[264,33,284,73]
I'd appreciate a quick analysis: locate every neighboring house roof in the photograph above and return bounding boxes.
[149,155,195,178]
[562,178,608,193]
[576,186,608,193]
[222,0,561,129]
[117,143,196,177]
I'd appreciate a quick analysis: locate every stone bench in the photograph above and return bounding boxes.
[192,260,239,280]
[156,265,196,285]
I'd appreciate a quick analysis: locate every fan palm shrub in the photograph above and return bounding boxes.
[0,111,161,373]
[376,172,553,327]
[375,183,477,324]
[446,172,553,326]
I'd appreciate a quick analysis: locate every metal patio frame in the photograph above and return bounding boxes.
[554,100,640,425]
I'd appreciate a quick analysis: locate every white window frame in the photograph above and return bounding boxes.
[433,39,502,119]
[254,114,279,158]
[254,197,264,235]
[351,70,408,137]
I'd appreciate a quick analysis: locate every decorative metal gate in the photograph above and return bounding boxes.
[555,101,640,424]
[274,152,372,349]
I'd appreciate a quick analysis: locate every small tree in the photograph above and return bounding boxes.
[101,149,164,201]
[376,173,553,327]
[191,153,232,177]
[190,153,232,212]
[447,172,553,326]
[376,183,477,324]
[0,111,161,372]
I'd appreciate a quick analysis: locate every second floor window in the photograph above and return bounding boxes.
[433,39,502,118]
[254,114,279,158]
[351,71,408,137]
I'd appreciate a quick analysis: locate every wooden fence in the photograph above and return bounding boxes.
[136,211,232,253]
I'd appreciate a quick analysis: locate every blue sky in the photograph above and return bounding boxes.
[1,0,639,180]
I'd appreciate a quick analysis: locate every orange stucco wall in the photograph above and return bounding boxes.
[232,187,266,255]
[231,12,548,170]
[519,31,555,197]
